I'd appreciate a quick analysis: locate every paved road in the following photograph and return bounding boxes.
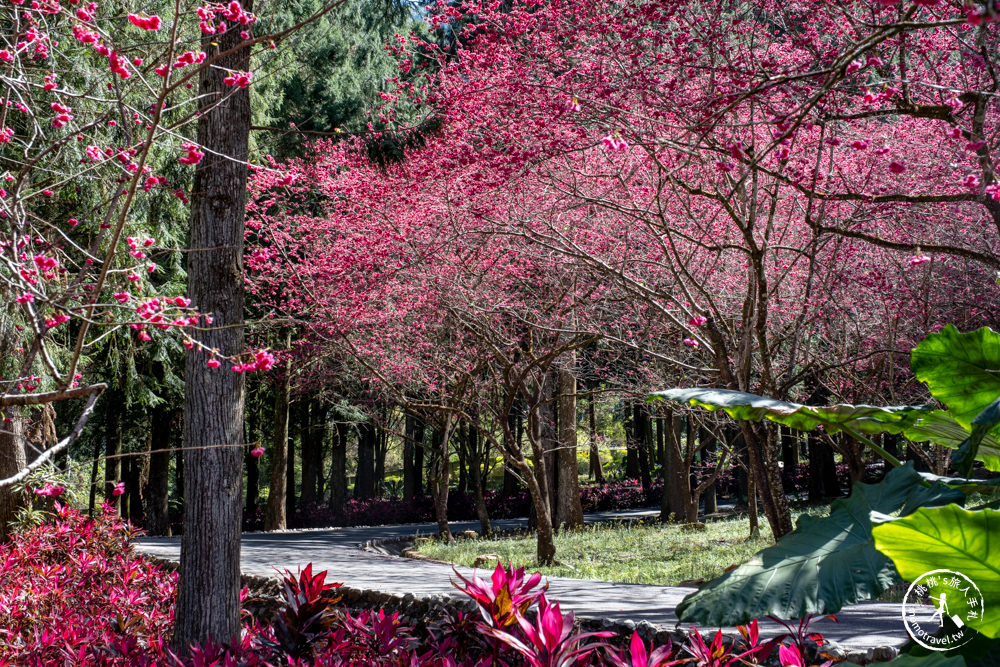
[137,511,909,653]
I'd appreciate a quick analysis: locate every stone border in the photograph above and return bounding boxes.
[143,553,897,665]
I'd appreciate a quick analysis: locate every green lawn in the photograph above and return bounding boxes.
[414,506,831,586]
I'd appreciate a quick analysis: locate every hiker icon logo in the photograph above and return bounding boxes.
[902,569,984,651]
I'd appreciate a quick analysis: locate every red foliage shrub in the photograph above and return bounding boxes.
[0,505,824,666]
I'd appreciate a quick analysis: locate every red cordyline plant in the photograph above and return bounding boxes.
[452,561,547,628]
[0,508,835,665]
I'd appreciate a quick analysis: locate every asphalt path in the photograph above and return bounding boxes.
[137,510,909,653]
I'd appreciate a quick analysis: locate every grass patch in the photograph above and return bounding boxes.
[414,505,830,586]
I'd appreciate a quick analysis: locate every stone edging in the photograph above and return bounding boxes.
[142,553,898,665]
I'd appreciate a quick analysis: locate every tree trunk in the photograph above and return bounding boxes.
[521,399,557,565]
[744,422,793,538]
[588,393,604,484]
[174,434,184,511]
[701,426,717,515]
[635,404,653,492]
[88,436,100,517]
[467,418,491,535]
[746,453,760,539]
[413,418,425,495]
[173,7,252,646]
[374,418,387,497]
[624,405,640,480]
[286,401,301,518]
[430,418,453,541]
[244,441,260,516]
[265,367,290,531]
[124,453,144,525]
[660,411,687,522]
[655,417,664,475]
[403,413,418,501]
[328,421,348,509]
[105,402,122,515]
[540,376,559,522]
[503,408,522,494]
[780,426,799,468]
[0,407,26,541]
[556,367,583,529]
[355,421,375,499]
[808,432,841,500]
[300,402,318,505]
[457,421,469,494]
[842,434,866,485]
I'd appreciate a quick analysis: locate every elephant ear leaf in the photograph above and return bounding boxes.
[873,505,1000,639]
[673,464,964,627]
[649,387,920,435]
[911,326,1000,430]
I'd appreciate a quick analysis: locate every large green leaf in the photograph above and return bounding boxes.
[873,506,1000,639]
[911,326,1000,429]
[651,388,1000,472]
[674,464,964,627]
[650,387,918,435]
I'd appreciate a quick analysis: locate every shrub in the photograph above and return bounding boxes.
[284,480,665,531]
[0,502,176,664]
[0,506,830,666]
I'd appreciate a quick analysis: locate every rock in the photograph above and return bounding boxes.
[460,530,478,539]
[473,554,501,569]
[870,646,898,663]
[680,522,707,532]
[677,578,705,588]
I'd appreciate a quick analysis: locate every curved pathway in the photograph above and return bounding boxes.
[137,510,908,654]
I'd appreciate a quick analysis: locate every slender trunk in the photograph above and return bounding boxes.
[88,436,100,517]
[286,401,302,518]
[655,417,664,474]
[468,418,491,535]
[808,432,841,500]
[701,426,718,515]
[635,404,653,492]
[524,406,556,565]
[747,455,760,539]
[265,368,290,531]
[587,393,604,484]
[0,407,26,541]
[503,408,522,494]
[744,422,792,538]
[540,375,559,523]
[301,402,318,505]
[431,417,453,541]
[125,453,144,525]
[457,421,469,494]
[661,411,686,522]
[174,435,184,511]
[557,367,583,529]
[105,402,122,515]
[780,426,800,468]
[244,441,260,516]
[374,419,387,497]
[355,421,375,499]
[328,421,348,509]
[174,8,252,646]
[413,418,425,495]
[403,413,417,501]
[624,406,640,480]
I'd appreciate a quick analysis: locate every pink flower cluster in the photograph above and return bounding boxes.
[127,13,162,30]
[231,349,276,372]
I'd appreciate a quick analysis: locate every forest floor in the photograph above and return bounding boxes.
[137,508,909,653]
